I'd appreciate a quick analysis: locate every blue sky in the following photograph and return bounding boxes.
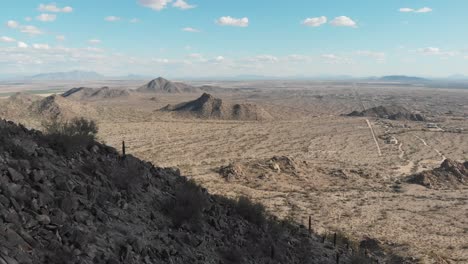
[1,0,467,77]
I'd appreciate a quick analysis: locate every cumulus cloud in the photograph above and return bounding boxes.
[105,16,121,22]
[355,50,386,62]
[1,36,16,43]
[138,0,172,11]
[6,20,19,28]
[182,27,200,32]
[7,21,43,35]
[216,16,249,27]
[330,16,357,27]
[56,35,65,41]
[37,13,57,22]
[173,0,196,9]
[321,54,351,64]
[20,25,43,35]
[88,39,102,45]
[418,47,456,56]
[130,18,140,23]
[38,3,73,13]
[17,41,28,48]
[302,16,327,27]
[250,55,279,63]
[32,44,50,50]
[399,7,432,13]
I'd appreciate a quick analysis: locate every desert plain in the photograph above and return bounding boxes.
[1,79,467,263]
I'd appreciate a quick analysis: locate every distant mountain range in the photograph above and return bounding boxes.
[29,70,105,81]
[375,75,430,83]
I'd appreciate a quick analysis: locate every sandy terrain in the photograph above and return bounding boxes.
[1,80,467,263]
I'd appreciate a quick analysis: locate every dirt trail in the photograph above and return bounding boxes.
[366,119,382,157]
[415,136,447,161]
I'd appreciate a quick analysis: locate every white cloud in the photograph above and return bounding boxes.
[37,13,57,22]
[32,44,50,50]
[7,21,43,35]
[216,16,249,27]
[250,55,279,63]
[17,41,28,48]
[214,56,224,62]
[416,7,432,13]
[138,0,172,11]
[105,16,121,22]
[25,17,32,22]
[182,27,200,32]
[418,47,456,57]
[6,20,19,28]
[130,18,140,23]
[330,16,357,27]
[173,0,196,10]
[56,35,65,41]
[88,39,102,45]
[399,7,432,13]
[321,54,351,64]
[20,25,43,35]
[38,3,73,13]
[302,16,327,27]
[355,50,386,61]
[1,36,16,43]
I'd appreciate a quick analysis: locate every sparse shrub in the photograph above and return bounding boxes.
[235,196,266,227]
[219,247,243,264]
[110,157,145,194]
[164,180,208,228]
[41,117,98,155]
[349,255,373,264]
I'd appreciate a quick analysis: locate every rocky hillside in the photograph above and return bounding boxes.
[62,87,132,101]
[137,77,201,93]
[30,95,97,120]
[0,93,42,118]
[163,93,273,121]
[407,159,468,189]
[347,105,425,121]
[0,119,370,264]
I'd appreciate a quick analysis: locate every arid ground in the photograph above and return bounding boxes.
[1,80,467,263]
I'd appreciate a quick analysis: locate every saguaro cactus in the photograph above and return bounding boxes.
[122,140,126,157]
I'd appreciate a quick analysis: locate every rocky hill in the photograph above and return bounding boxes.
[347,105,425,121]
[0,93,42,118]
[137,77,201,93]
[62,87,132,101]
[30,95,97,120]
[407,159,468,189]
[0,119,368,263]
[163,93,273,121]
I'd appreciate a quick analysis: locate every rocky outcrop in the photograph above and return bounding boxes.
[137,77,201,93]
[0,119,362,264]
[407,159,468,189]
[163,93,273,121]
[347,105,425,121]
[62,87,131,101]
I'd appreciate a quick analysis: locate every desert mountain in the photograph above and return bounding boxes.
[163,93,273,121]
[137,77,201,93]
[347,105,425,121]
[0,119,365,263]
[407,159,468,189]
[0,93,42,118]
[30,94,97,120]
[62,87,132,101]
[28,70,105,81]
[378,75,429,83]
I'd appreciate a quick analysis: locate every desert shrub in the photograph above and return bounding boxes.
[349,255,373,264]
[41,117,98,155]
[110,157,145,194]
[164,180,208,228]
[235,196,266,227]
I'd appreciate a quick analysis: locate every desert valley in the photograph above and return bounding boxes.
[0,77,467,263]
